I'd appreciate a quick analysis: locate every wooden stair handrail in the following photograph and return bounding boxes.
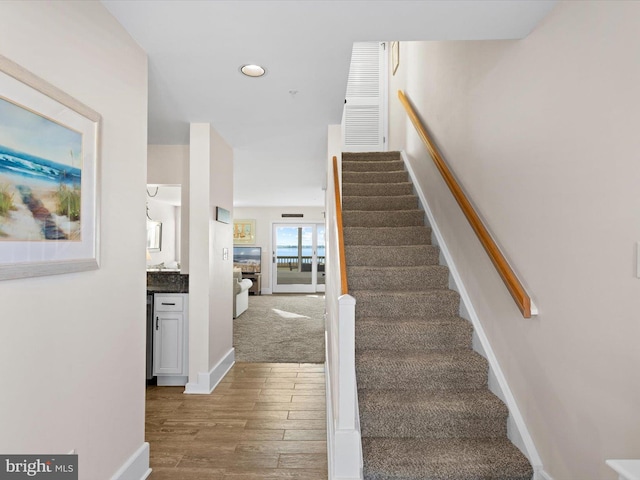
[398,90,533,318]
[333,155,349,295]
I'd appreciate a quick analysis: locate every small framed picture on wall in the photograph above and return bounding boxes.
[391,41,399,75]
[233,219,256,244]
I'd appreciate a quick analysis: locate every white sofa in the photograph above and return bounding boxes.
[233,269,253,318]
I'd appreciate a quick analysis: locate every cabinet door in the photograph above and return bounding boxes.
[153,312,183,375]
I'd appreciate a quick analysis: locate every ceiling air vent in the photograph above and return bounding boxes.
[281,214,304,218]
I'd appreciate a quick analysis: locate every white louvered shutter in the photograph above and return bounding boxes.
[343,42,386,152]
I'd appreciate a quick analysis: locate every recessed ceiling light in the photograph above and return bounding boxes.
[240,64,266,77]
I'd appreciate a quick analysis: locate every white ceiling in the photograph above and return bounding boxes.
[102,0,556,207]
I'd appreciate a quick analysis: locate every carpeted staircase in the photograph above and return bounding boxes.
[341,151,533,480]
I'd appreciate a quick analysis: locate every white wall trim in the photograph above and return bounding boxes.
[184,347,235,394]
[110,442,151,480]
[401,150,544,473]
[325,343,363,480]
[535,468,555,480]
[606,460,640,480]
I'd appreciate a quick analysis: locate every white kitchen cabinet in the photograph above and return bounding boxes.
[153,293,188,386]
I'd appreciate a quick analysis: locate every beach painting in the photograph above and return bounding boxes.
[234,219,256,244]
[0,54,100,281]
[0,96,82,242]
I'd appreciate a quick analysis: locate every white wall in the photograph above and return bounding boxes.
[187,124,234,392]
[0,2,148,479]
[148,145,190,272]
[148,145,188,185]
[233,206,325,293]
[389,2,640,479]
[208,127,234,370]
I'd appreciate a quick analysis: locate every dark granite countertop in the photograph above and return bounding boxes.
[147,271,189,294]
[147,285,189,294]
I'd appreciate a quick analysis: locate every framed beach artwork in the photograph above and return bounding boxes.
[0,54,100,280]
[233,219,255,245]
[391,41,400,75]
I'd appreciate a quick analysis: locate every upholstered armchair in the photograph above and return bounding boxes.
[233,268,253,318]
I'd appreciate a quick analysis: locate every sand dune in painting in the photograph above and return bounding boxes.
[0,95,83,242]
[0,164,80,241]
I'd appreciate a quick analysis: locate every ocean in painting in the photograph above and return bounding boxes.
[0,144,81,186]
[0,144,82,242]
[0,96,83,242]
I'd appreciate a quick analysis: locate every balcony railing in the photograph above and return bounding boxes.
[275,256,325,270]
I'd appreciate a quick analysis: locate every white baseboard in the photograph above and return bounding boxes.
[110,442,151,480]
[260,288,272,295]
[401,150,543,473]
[184,348,235,394]
[535,468,554,480]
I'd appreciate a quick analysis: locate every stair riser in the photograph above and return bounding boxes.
[362,437,533,480]
[343,195,418,211]
[342,183,414,196]
[343,210,424,228]
[343,160,404,172]
[360,411,507,439]
[355,321,473,351]
[348,266,449,291]
[346,246,440,266]
[356,362,487,391]
[354,291,460,319]
[343,171,408,184]
[343,152,401,162]
[344,227,431,246]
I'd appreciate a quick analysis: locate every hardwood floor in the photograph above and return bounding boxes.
[146,363,328,479]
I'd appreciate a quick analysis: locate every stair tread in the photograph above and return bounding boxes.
[343,181,411,185]
[353,288,456,295]
[359,389,509,440]
[343,171,409,184]
[353,289,459,298]
[343,209,424,227]
[357,348,484,363]
[343,194,417,199]
[362,437,533,480]
[345,244,436,249]
[342,182,414,197]
[342,160,405,172]
[357,315,473,322]
[359,388,506,414]
[343,151,402,161]
[349,265,447,272]
[346,245,440,267]
[356,317,473,352]
[343,208,423,213]
[356,349,488,379]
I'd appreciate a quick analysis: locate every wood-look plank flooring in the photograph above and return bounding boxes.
[146,363,328,479]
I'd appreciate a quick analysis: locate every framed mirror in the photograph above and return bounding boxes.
[146,220,162,252]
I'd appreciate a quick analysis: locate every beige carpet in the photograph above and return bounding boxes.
[342,151,532,480]
[233,294,325,363]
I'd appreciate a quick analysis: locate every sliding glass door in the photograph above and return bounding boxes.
[272,223,325,293]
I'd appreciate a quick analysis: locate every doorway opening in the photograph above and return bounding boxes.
[272,223,325,293]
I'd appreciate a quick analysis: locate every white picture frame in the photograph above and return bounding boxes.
[0,54,101,280]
